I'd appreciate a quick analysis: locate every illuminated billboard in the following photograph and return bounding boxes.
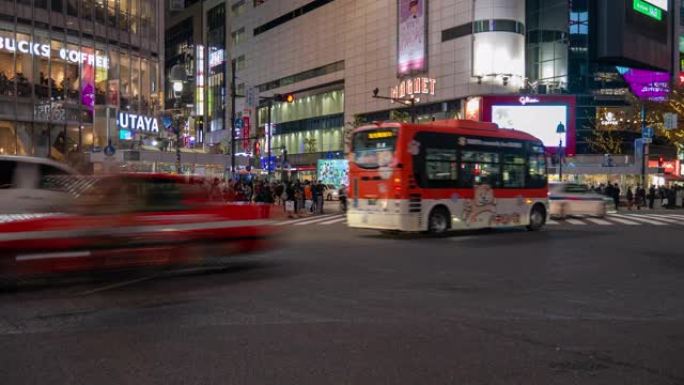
[491,106,568,148]
[617,66,669,101]
[317,159,349,187]
[480,95,576,155]
[397,0,427,76]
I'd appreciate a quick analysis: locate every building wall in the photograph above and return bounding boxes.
[0,0,163,167]
[233,0,526,126]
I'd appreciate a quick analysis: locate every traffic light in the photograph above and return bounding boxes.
[274,93,295,103]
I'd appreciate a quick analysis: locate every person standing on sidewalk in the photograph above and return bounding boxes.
[626,186,634,211]
[316,181,325,214]
[304,181,313,214]
[612,183,620,211]
[636,184,646,210]
[648,185,656,209]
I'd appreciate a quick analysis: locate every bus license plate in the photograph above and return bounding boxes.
[367,199,377,206]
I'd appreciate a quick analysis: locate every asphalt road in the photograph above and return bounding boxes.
[1,214,684,385]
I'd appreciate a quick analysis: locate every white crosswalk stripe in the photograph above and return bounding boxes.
[610,214,667,226]
[275,213,684,227]
[585,217,612,225]
[274,214,337,226]
[638,214,683,224]
[604,216,640,225]
[320,216,347,225]
[294,214,345,226]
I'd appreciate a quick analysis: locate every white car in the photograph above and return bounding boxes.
[325,184,339,200]
[0,156,77,214]
[549,182,609,218]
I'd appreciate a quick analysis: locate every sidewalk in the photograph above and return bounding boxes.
[269,201,342,220]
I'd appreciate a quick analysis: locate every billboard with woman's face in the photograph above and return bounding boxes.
[397,0,427,76]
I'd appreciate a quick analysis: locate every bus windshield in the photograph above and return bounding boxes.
[352,128,398,169]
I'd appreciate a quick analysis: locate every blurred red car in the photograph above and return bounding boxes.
[0,173,279,286]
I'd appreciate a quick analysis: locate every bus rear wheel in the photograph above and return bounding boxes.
[527,204,546,231]
[428,207,450,235]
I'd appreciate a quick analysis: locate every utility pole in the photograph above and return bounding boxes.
[641,105,648,187]
[230,59,237,177]
[267,98,272,176]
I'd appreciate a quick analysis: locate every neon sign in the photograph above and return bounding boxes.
[0,37,109,69]
[117,112,159,132]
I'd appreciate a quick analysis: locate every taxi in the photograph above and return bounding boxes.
[0,173,278,287]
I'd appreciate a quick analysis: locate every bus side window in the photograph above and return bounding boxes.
[527,153,547,188]
[460,151,501,188]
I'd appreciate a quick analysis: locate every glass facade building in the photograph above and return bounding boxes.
[0,0,162,169]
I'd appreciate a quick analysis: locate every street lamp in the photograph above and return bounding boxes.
[169,64,186,174]
[556,121,566,181]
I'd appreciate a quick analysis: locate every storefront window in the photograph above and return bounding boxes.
[95,0,106,24]
[0,121,16,156]
[67,0,77,16]
[64,43,80,102]
[120,51,130,107]
[119,0,130,30]
[33,31,50,107]
[66,125,80,153]
[107,49,119,107]
[140,59,150,114]
[52,0,63,13]
[49,124,66,159]
[95,47,107,105]
[33,123,50,157]
[0,29,14,97]
[130,55,140,111]
[107,0,117,28]
[15,32,33,98]
[16,122,33,156]
[50,39,66,100]
[130,0,139,34]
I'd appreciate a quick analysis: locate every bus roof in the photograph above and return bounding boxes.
[357,120,542,143]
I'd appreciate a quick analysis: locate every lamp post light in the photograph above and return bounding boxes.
[556,121,566,181]
[169,64,187,174]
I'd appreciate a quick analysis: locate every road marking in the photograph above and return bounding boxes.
[604,216,640,225]
[274,214,336,226]
[546,219,559,225]
[611,214,666,225]
[320,216,348,225]
[584,217,612,225]
[662,214,684,219]
[77,275,158,296]
[638,214,683,224]
[295,214,345,226]
[565,218,587,225]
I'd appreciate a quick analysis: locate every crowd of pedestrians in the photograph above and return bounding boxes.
[591,183,684,211]
[203,177,336,218]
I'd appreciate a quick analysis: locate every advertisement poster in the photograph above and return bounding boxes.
[317,159,349,187]
[397,0,427,76]
[242,116,251,152]
[80,47,95,115]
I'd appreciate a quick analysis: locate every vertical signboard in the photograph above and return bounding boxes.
[242,116,251,151]
[81,47,96,117]
[196,45,205,116]
[397,0,427,76]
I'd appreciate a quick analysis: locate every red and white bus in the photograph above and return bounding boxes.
[347,120,549,234]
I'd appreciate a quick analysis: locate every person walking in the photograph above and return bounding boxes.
[648,185,656,209]
[612,183,620,211]
[304,181,313,214]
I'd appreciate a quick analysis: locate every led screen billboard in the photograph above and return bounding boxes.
[397,0,427,76]
[491,105,568,149]
[317,159,349,187]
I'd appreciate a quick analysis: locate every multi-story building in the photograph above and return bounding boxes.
[230,0,527,178]
[0,0,164,171]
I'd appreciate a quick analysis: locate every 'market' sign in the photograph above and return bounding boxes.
[117,112,159,133]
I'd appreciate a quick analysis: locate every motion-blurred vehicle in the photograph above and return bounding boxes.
[549,182,608,218]
[0,156,77,214]
[0,173,278,286]
[325,184,339,200]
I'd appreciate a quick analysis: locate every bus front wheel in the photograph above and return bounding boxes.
[527,204,546,231]
[428,207,451,235]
